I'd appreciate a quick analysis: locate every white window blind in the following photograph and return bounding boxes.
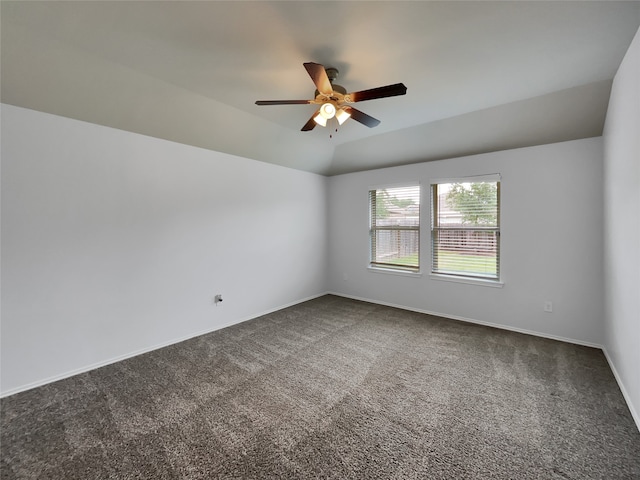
[431,177,500,280]
[369,185,420,271]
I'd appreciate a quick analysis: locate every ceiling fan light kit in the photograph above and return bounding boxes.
[335,107,351,125]
[313,112,327,127]
[319,102,336,120]
[255,62,407,133]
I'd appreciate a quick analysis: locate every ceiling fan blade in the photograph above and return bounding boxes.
[255,100,312,105]
[345,107,381,128]
[347,83,407,103]
[303,62,333,96]
[301,111,319,131]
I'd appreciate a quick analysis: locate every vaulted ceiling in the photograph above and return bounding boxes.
[2,1,639,175]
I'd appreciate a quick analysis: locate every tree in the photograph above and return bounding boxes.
[374,190,415,218]
[389,196,414,209]
[446,182,497,225]
[374,190,391,218]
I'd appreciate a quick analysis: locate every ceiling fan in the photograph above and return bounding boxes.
[255,62,407,132]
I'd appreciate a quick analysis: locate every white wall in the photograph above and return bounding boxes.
[603,27,640,426]
[0,104,328,396]
[327,138,604,346]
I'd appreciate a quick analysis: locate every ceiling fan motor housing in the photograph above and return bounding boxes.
[325,67,339,82]
[314,67,346,98]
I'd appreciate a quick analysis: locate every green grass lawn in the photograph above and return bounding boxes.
[434,250,497,275]
[391,251,497,275]
[392,253,419,266]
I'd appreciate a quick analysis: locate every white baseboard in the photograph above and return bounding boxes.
[328,291,603,349]
[0,292,328,399]
[602,348,640,432]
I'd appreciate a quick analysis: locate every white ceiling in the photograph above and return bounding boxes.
[2,1,639,175]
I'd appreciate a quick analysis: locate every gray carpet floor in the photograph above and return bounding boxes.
[1,295,639,479]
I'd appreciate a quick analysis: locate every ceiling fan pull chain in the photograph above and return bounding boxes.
[330,118,339,139]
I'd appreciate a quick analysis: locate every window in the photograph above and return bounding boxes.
[431,175,500,280]
[369,185,420,272]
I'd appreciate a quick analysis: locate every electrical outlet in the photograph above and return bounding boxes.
[544,301,553,313]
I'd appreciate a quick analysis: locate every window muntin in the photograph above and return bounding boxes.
[369,185,420,272]
[431,178,500,280]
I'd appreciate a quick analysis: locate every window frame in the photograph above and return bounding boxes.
[368,184,421,273]
[430,175,501,284]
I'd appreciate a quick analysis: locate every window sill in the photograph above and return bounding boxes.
[368,266,422,278]
[429,273,504,288]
